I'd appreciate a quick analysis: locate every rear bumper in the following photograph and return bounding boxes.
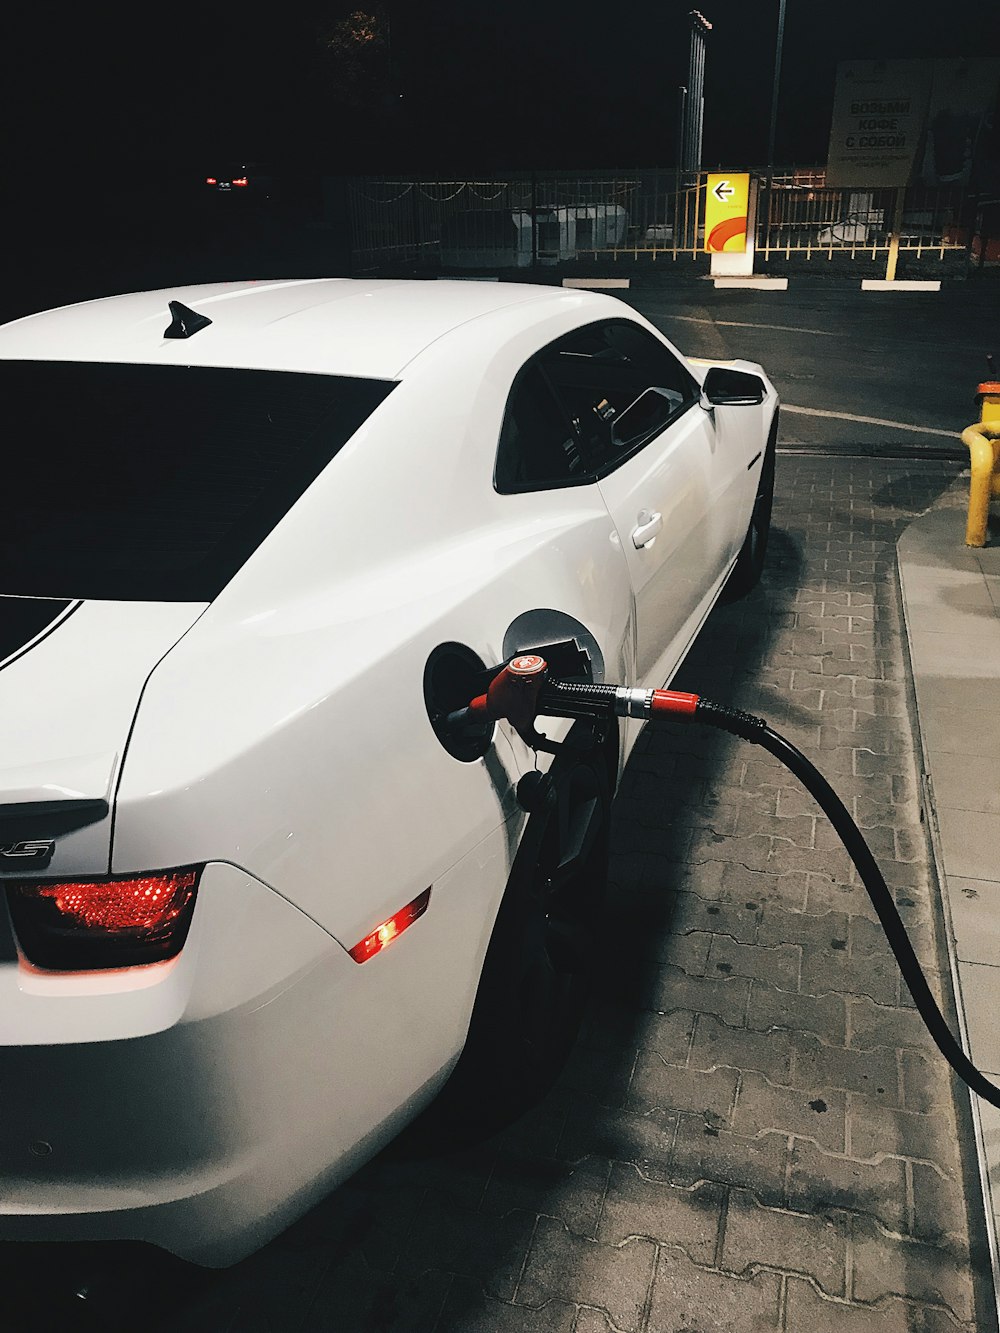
[0,860,473,1265]
[0,978,446,1266]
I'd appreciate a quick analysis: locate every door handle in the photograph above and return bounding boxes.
[631,509,663,549]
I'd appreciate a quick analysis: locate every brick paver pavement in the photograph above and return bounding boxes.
[163,455,994,1332]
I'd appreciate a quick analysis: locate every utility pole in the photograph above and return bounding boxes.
[760,0,787,263]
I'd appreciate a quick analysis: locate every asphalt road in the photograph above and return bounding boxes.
[619,274,995,458]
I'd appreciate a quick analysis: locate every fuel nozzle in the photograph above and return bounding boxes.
[462,654,555,751]
[448,652,767,749]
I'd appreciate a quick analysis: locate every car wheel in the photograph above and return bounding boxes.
[723,423,776,601]
[405,747,612,1148]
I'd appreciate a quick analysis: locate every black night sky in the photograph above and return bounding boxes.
[6,0,1000,185]
[0,0,997,314]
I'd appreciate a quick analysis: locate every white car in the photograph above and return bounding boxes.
[0,279,777,1265]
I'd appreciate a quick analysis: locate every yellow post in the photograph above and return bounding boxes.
[962,381,1000,547]
[980,382,1000,428]
[884,186,905,283]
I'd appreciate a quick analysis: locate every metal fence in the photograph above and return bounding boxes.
[346,168,969,272]
[758,178,967,263]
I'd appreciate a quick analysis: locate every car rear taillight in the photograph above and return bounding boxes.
[232,177,248,187]
[205,177,218,185]
[5,867,201,971]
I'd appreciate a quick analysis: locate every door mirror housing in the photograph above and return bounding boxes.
[700,366,766,407]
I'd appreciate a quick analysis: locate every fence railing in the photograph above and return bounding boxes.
[758,180,966,262]
[346,168,969,272]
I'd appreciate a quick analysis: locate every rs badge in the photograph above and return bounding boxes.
[0,840,55,864]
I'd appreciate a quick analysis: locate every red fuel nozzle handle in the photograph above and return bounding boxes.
[470,653,548,722]
[466,654,554,750]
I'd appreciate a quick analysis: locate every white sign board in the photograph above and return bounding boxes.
[826,60,932,187]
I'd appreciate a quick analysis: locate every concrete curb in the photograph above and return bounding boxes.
[896,483,1000,1330]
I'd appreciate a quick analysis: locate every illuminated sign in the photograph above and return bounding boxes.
[704,174,749,253]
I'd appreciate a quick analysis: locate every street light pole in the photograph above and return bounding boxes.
[760,0,787,262]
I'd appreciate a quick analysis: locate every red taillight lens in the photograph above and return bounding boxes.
[349,888,431,964]
[232,176,248,187]
[205,176,218,185]
[6,867,201,971]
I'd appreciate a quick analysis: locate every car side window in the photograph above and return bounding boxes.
[494,363,589,492]
[539,320,699,473]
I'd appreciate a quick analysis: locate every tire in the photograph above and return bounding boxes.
[406,745,612,1148]
[723,423,776,602]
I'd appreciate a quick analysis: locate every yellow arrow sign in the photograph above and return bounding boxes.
[705,173,750,253]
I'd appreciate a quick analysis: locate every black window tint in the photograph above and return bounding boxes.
[541,320,698,470]
[495,364,585,492]
[0,361,396,601]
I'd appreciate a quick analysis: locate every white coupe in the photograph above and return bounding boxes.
[0,279,777,1264]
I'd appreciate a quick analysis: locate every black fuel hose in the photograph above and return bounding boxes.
[692,698,1000,1111]
[456,659,998,1105]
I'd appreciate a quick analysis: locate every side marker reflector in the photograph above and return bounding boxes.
[349,888,431,963]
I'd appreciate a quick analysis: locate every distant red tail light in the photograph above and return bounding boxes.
[205,177,218,185]
[6,867,202,971]
[232,177,248,187]
[349,888,431,964]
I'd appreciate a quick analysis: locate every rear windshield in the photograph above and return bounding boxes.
[1,361,395,601]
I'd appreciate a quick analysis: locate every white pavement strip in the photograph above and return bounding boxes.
[663,314,839,337]
[861,279,941,291]
[782,404,958,440]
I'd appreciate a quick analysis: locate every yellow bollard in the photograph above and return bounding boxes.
[979,380,1000,427]
[962,380,1000,547]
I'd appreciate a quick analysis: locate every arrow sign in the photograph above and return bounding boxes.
[705,173,750,254]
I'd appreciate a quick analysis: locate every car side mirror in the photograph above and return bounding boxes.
[610,387,680,449]
[700,366,766,407]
